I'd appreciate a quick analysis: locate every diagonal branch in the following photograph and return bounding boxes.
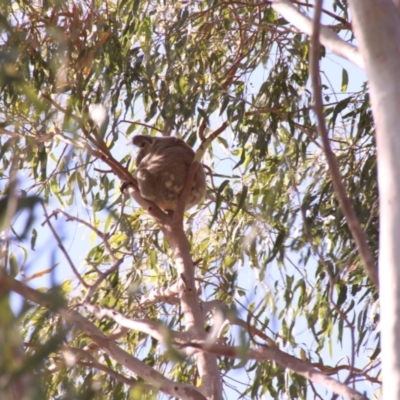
[84,302,187,343]
[1,276,206,400]
[309,0,379,288]
[41,204,89,288]
[54,209,124,302]
[125,184,171,224]
[50,345,154,389]
[42,93,138,185]
[291,1,352,28]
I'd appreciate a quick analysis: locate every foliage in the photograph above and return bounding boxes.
[0,0,380,399]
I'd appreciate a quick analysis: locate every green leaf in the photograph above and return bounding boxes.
[341,68,349,92]
[231,185,248,220]
[197,107,209,124]
[329,96,352,127]
[31,228,37,251]
[9,253,19,277]
[336,284,347,307]
[210,179,230,227]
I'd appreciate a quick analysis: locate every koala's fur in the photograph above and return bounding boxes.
[132,135,206,211]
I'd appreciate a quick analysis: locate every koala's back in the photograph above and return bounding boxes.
[135,137,206,211]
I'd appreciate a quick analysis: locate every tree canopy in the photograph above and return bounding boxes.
[0,1,380,399]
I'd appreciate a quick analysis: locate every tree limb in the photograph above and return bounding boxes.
[1,276,207,400]
[135,282,180,306]
[179,341,368,400]
[271,0,365,69]
[83,302,187,343]
[309,0,379,288]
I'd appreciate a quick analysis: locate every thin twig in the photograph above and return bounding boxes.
[31,344,144,388]
[78,360,147,388]
[41,204,89,288]
[291,1,352,29]
[55,209,117,262]
[24,264,58,282]
[43,94,135,183]
[54,209,125,301]
[120,120,164,134]
[309,380,325,400]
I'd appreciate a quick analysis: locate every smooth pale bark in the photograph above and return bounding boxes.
[348,1,400,398]
[161,225,223,400]
[393,0,400,12]
[270,0,364,68]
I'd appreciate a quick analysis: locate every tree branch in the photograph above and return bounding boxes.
[291,1,352,28]
[1,276,207,400]
[158,220,223,399]
[125,185,171,224]
[179,341,368,400]
[47,345,153,390]
[53,209,124,302]
[309,0,379,288]
[41,204,89,288]
[135,281,180,306]
[83,302,187,343]
[271,0,365,69]
[348,0,400,396]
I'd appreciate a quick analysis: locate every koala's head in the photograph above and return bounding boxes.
[132,135,189,165]
[132,135,155,165]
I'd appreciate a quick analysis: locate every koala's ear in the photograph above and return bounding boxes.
[132,135,153,148]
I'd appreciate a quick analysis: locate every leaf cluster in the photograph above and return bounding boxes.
[0,0,380,398]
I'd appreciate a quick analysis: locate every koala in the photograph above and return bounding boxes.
[132,135,206,212]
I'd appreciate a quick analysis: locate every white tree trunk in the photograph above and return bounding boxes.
[348,1,400,398]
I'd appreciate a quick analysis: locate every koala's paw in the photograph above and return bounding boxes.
[120,178,135,193]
